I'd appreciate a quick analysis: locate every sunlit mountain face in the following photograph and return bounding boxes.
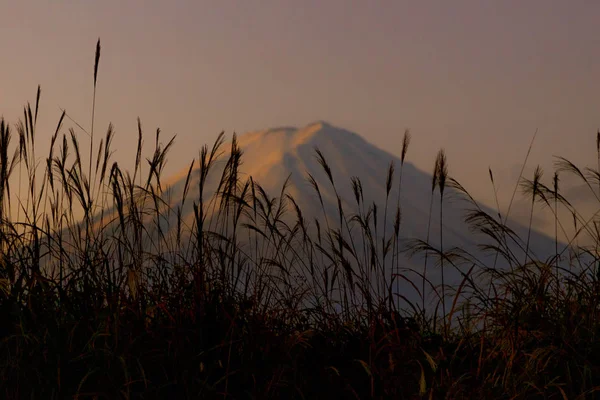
[117,121,558,308]
[161,121,558,246]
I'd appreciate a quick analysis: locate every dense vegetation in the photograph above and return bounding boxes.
[1,41,600,399]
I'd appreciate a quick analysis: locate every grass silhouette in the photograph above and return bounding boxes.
[1,41,600,399]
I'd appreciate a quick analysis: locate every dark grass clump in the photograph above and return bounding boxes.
[1,41,600,399]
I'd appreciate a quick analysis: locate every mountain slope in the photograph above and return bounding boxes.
[145,122,562,306]
[164,122,553,246]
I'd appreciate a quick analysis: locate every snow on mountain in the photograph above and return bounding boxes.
[154,122,560,296]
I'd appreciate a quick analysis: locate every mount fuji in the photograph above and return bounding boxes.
[144,121,561,305]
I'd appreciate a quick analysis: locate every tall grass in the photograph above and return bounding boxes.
[1,42,600,399]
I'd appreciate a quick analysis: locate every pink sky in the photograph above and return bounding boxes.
[1,1,599,204]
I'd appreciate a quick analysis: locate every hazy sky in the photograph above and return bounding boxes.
[1,1,599,205]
